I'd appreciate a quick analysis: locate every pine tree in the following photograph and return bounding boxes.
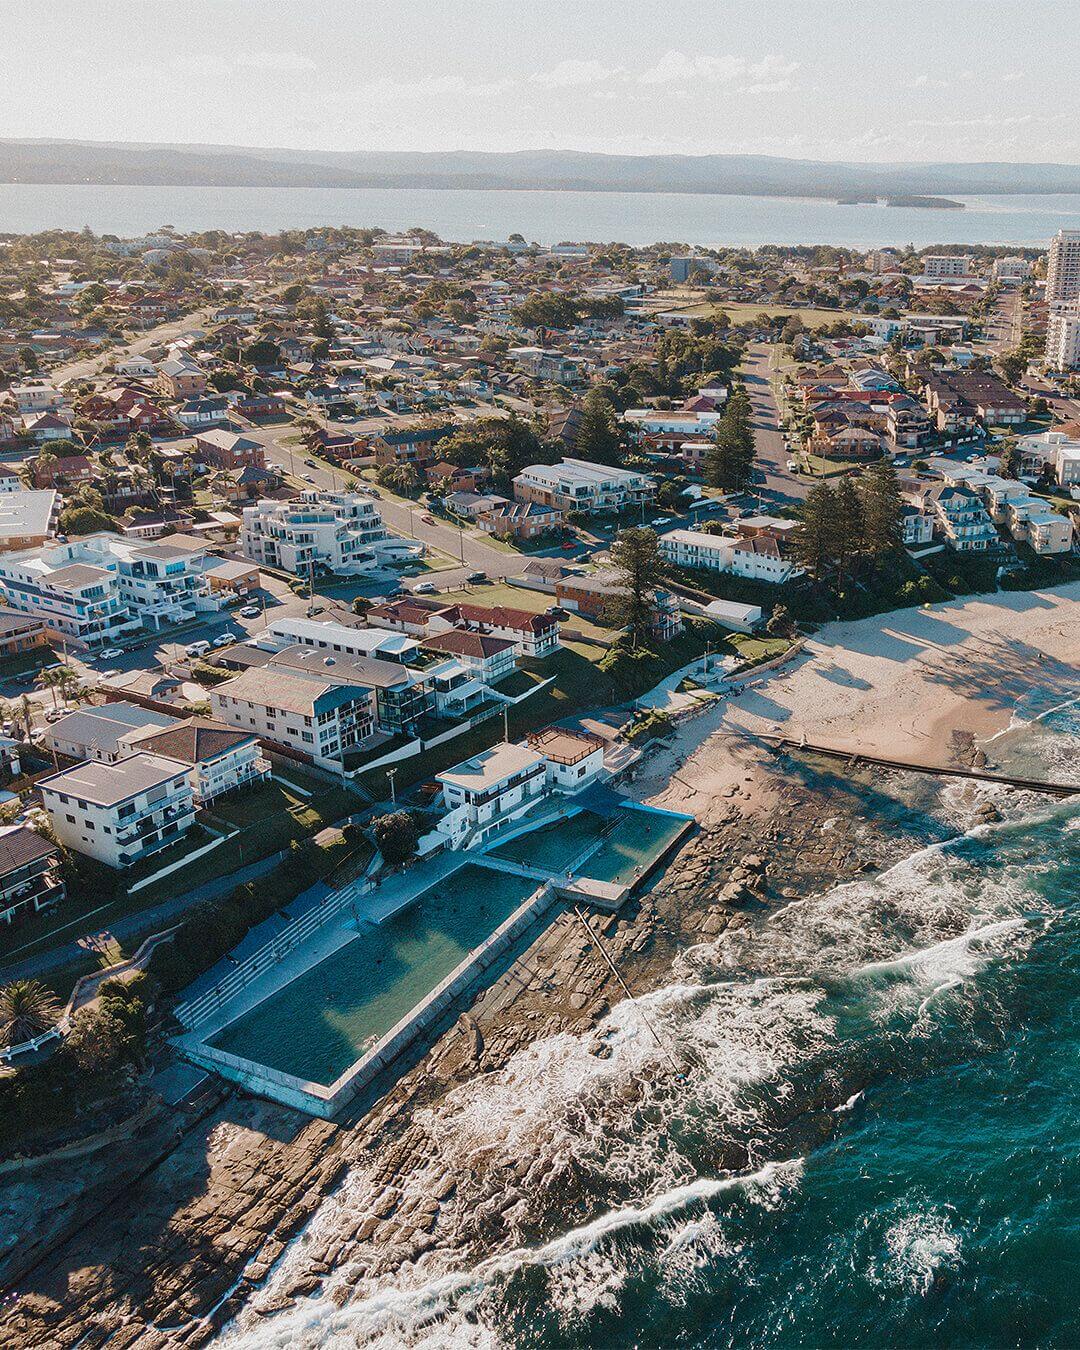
[793,482,836,578]
[574,388,622,466]
[857,459,905,561]
[831,476,865,595]
[609,526,663,648]
[997,435,1020,480]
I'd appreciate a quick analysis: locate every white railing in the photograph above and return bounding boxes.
[0,1024,64,1065]
[174,872,375,1030]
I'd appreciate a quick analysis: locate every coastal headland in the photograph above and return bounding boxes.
[1,586,1077,1348]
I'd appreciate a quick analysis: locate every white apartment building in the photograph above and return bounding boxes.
[39,753,196,868]
[659,528,803,584]
[1016,430,1080,486]
[1045,302,1080,372]
[1046,229,1080,304]
[10,384,65,414]
[623,409,724,440]
[209,665,377,771]
[923,255,971,279]
[241,491,413,576]
[992,256,1032,284]
[262,615,421,664]
[0,532,222,647]
[432,733,604,851]
[513,458,655,516]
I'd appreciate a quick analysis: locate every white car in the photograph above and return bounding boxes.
[213,632,236,648]
[650,517,672,527]
[412,581,437,595]
[238,603,261,618]
[98,647,123,660]
[186,640,211,658]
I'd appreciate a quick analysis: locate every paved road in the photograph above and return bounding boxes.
[985,289,1023,356]
[49,305,219,387]
[741,343,811,508]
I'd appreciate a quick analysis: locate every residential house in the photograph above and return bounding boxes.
[123,717,271,803]
[267,644,435,736]
[157,357,207,401]
[38,753,197,869]
[477,500,562,540]
[194,429,267,470]
[370,424,452,467]
[0,825,65,927]
[0,490,59,554]
[923,483,998,551]
[554,574,682,640]
[660,528,803,584]
[419,630,518,685]
[44,702,179,764]
[209,664,377,769]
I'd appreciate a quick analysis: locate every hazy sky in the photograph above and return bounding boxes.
[4,0,1078,163]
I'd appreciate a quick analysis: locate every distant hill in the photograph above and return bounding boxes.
[3,139,1080,199]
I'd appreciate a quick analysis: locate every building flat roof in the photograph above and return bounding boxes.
[39,752,190,806]
[436,741,544,792]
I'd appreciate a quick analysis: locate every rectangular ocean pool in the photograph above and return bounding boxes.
[207,863,542,1086]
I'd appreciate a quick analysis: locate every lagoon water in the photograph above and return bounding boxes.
[4,184,1080,247]
[219,702,1080,1349]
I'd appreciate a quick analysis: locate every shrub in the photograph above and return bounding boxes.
[371,811,420,865]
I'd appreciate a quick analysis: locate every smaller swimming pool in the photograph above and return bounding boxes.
[579,807,690,886]
[489,804,691,887]
[207,864,541,1087]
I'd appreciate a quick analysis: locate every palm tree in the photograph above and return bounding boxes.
[0,980,62,1047]
[34,666,63,710]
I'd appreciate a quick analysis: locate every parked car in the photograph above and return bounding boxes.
[465,571,488,584]
[650,517,672,527]
[238,604,261,618]
[301,473,315,483]
[185,640,211,658]
[44,708,65,723]
[421,513,436,524]
[413,581,437,594]
[97,647,123,660]
[212,632,236,648]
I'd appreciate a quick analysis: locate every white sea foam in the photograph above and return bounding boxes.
[223,1161,803,1348]
[874,1207,963,1297]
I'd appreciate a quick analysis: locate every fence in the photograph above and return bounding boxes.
[174,872,375,1031]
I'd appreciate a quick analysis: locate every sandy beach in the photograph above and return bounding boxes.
[639,585,1080,823]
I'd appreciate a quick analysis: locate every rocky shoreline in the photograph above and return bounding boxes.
[0,733,949,1350]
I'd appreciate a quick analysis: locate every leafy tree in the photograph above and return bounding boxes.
[609,526,663,648]
[438,415,544,492]
[63,1007,130,1074]
[59,505,115,536]
[793,482,837,579]
[573,388,622,466]
[376,462,425,497]
[997,435,1020,479]
[371,811,419,864]
[511,294,579,329]
[18,345,38,372]
[0,980,61,1047]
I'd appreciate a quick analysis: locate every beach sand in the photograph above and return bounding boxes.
[638,585,1080,822]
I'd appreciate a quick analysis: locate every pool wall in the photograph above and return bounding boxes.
[175,878,557,1118]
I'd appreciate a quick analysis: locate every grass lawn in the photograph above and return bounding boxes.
[686,300,857,328]
[728,633,792,664]
[452,580,615,644]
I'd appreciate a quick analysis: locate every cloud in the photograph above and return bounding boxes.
[235,51,317,73]
[637,50,799,93]
[531,59,620,88]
